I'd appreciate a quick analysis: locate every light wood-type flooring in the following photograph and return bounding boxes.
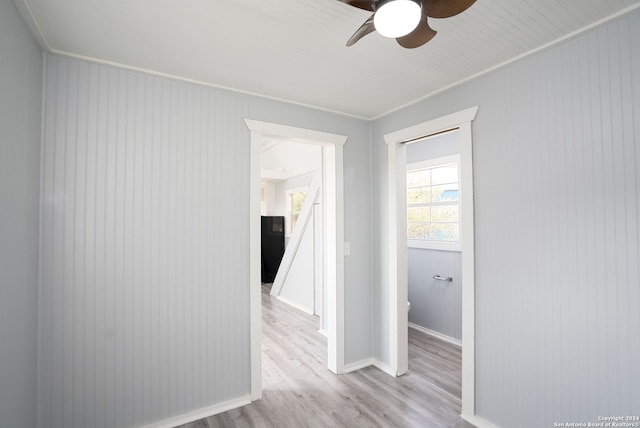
[179,284,474,428]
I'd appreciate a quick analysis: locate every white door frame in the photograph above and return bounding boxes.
[384,106,478,418]
[245,119,347,400]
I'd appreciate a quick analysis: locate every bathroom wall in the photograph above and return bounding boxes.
[406,132,462,342]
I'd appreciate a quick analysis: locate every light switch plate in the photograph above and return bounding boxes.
[344,242,350,256]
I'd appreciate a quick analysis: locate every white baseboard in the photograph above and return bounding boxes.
[461,413,501,428]
[409,322,462,348]
[343,358,375,373]
[373,359,398,377]
[342,358,399,377]
[140,395,251,428]
[276,295,314,315]
[344,358,408,377]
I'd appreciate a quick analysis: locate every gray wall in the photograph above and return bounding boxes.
[408,250,462,341]
[39,54,372,428]
[0,0,42,427]
[406,130,459,164]
[407,132,462,341]
[372,9,640,428]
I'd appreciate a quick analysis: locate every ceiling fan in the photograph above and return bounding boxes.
[339,0,476,48]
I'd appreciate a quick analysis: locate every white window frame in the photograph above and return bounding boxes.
[285,186,308,237]
[407,154,461,252]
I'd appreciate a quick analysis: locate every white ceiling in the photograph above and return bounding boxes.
[15,0,640,119]
[261,138,321,182]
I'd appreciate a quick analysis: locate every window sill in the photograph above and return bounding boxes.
[408,240,461,252]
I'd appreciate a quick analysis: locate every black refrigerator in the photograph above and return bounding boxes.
[261,216,285,283]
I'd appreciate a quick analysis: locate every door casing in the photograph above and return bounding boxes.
[245,119,347,400]
[384,106,478,418]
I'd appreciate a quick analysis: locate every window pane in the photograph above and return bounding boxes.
[408,223,430,239]
[407,187,431,204]
[291,192,306,213]
[408,207,430,223]
[431,223,459,240]
[432,164,458,185]
[431,205,459,222]
[432,183,459,202]
[407,169,430,188]
[406,158,460,244]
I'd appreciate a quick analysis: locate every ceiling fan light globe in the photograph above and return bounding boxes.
[374,0,421,39]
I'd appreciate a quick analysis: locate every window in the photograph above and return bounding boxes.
[286,188,307,235]
[407,155,461,251]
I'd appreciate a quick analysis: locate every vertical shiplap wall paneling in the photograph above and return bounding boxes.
[614,14,637,411]
[0,1,42,427]
[407,249,462,340]
[371,9,640,428]
[471,13,640,427]
[39,55,251,428]
[571,32,592,419]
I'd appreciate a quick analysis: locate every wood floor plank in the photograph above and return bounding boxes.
[178,285,474,428]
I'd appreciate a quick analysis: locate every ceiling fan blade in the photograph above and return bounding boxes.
[396,15,437,48]
[421,0,476,18]
[337,0,375,12]
[346,14,376,46]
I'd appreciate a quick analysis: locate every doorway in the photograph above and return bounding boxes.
[245,119,347,400]
[260,139,323,318]
[384,106,478,419]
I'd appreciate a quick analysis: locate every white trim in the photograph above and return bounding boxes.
[324,143,346,375]
[246,119,347,402]
[276,295,314,315]
[385,106,478,416]
[408,240,462,251]
[12,0,52,51]
[408,323,462,348]
[387,139,409,377]
[373,359,398,377]
[249,128,263,401]
[344,358,402,376]
[139,395,251,428]
[46,50,370,120]
[461,414,502,428]
[459,118,476,417]
[384,107,478,144]
[343,358,375,373]
[245,119,349,147]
